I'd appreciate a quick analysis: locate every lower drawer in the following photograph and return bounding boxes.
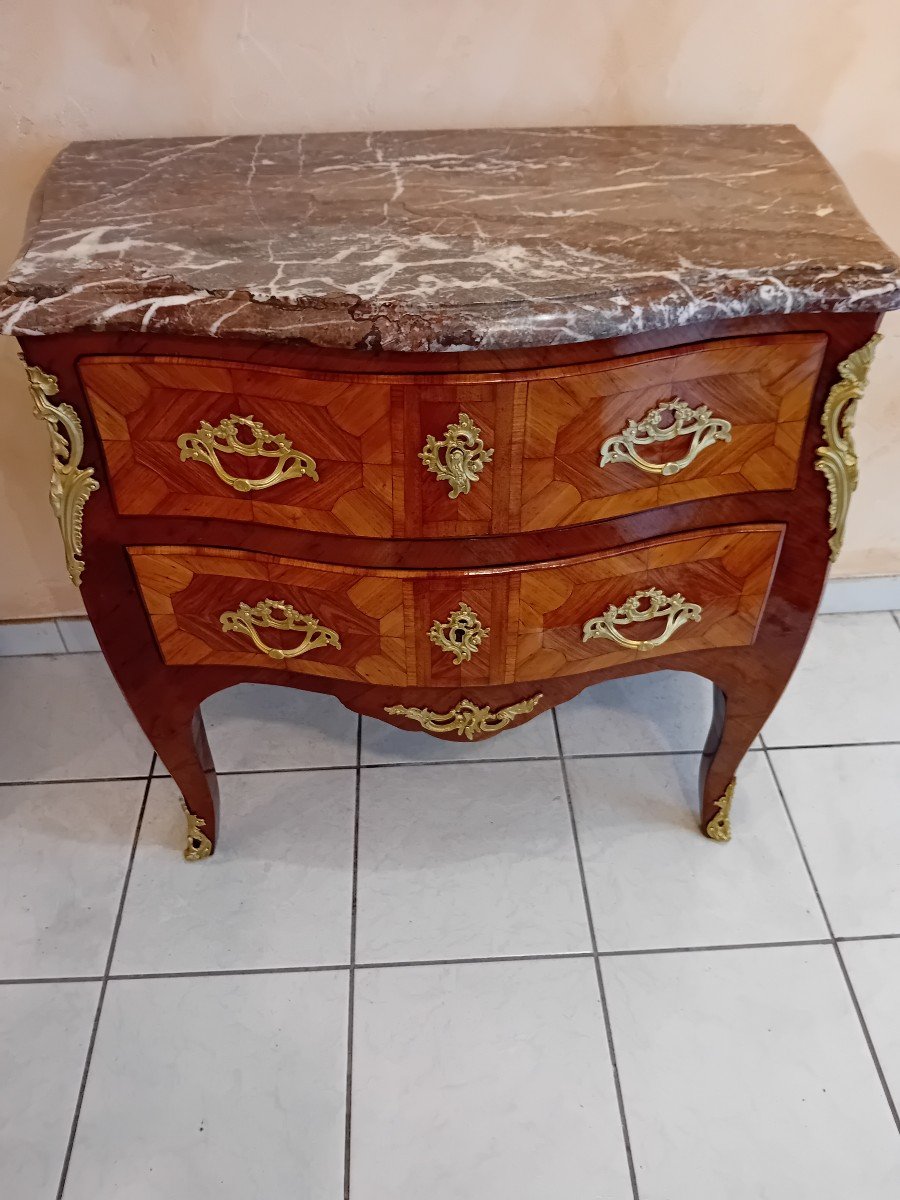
[129,524,783,687]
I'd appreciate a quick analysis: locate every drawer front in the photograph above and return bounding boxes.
[129,546,512,687]
[511,525,783,681]
[83,335,823,545]
[130,547,412,685]
[81,358,399,537]
[131,525,781,687]
[520,334,825,530]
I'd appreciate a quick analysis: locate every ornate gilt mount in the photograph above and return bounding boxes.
[599,397,732,477]
[583,587,702,652]
[220,598,341,661]
[385,694,542,740]
[25,362,99,587]
[428,602,490,664]
[180,798,212,861]
[419,412,494,498]
[177,414,318,493]
[704,778,736,842]
[815,334,881,561]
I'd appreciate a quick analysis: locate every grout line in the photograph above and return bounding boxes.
[27,740,900,792]
[762,747,900,1138]
[597,938,833,957]
[0,767,157,789]
[54,754,156,1200]
[108,964,348,981]
[0,975,105,987]
[4,938,865,987]
[355,950,595,970]
[343,716,362,1200]
[762,739,900,753]
[552,710,641,1200]
[837,932,900,944]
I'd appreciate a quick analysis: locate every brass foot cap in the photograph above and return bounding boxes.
[704,778,736,842]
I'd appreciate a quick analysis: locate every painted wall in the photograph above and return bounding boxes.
[1,0,898,618]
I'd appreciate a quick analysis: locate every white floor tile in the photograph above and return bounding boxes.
[569,751,825,951]
[763,613,900,746]
[0,780,144,977]
[604,945,900,1200]
[63,971,348,1200]
[842,938,900,1111]
[0,619,66,656]
[556,670,713,756]
[351,958,632,1200]
[0,654,152,782]
[361,709,557,764]
[771,745,900,937]
[355,760,590,962]
[56,618,101,653]
[0,981,100,1198]
[114,772,356,973]
[156,683,358,773]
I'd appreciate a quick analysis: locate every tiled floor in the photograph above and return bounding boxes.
[1,610,899,1199]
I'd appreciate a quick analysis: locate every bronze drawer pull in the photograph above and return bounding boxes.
[599,398,731,477]
[220,599,341,660]
[583,587,701,651]
[177,414,318,492]
[419,412,493,498]
[386,695,541,739]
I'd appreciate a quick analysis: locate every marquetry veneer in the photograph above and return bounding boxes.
[130,524,781,686]
[79,332,824,539]
[17,310,882,858]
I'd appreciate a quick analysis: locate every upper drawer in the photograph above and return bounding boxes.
[519,333,826,530]
[130,524,782,688]
[82,333,824,541]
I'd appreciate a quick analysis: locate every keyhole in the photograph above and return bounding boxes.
[453,628,465,643]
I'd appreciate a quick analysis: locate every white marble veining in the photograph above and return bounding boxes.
[3,126,899,350]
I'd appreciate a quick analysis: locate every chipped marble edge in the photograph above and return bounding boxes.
[3,276,900,352]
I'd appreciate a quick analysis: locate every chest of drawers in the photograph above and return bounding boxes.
[4,125,898,858]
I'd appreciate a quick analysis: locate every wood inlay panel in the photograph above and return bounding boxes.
[512,526,783,681]
[398,380,520,538]
[131,524,782,690]
[83,336,822,545]
[82,357,398,537]
[520,335,825,530]
[130,546,411,685]
[21,309,884,853]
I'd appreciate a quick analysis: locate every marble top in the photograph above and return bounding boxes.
[2,125,899,352]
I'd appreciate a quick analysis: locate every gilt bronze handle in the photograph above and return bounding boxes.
[177,414,318,492]
[220,599,340,661]
[599,398,731,477]
[583,587,702,652]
